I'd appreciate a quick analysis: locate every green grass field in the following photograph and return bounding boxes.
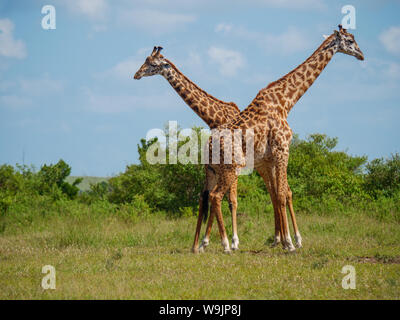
[1,201,399,300]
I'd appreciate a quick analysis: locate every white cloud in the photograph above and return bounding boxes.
[386,62,400,79]
[356,58,400,82]
[94,47,153,81]
[118,9,196,34]
[62,0,108,21]
[380,26,400,55]
[84,88,179,113]
[0,75,63,109]
[207,46,246,77]
[0,95,32,108]
[96,56,143,81]
[264,27,311,54]
[215,24,311,55]
[215,23,233,33]
[0,19,27,59]
[251,0,325,10]
[19,76,63,96]
[117,0,325,11]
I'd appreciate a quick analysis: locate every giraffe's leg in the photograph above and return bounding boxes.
[269,168,282,247]
[274,161,295,252]
[287,185,302,248]
[193,166,209,253]
[198,167,218,253]
[199,172,240,252]
[228,179,239,250]
[257,166,281,247]
[199,202,214,252]
[192,188,206,254]
[209,168,237,253]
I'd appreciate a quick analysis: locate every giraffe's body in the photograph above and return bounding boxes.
[203,27,364,253]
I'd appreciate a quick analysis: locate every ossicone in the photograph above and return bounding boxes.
[338,24,347,33]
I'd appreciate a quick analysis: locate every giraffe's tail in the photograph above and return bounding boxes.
[201,190,209,224]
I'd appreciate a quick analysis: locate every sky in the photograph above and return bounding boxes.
[0,0,399,176]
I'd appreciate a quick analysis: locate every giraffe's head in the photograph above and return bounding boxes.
[331,25,364,60]
[134,46,171,79]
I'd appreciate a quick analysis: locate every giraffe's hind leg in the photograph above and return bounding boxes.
[273,160,295,252]
[228,179,239,250]
[257,165,301,249]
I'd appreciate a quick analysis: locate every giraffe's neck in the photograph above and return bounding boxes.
[259,35,338,117]
[161,59,239,128]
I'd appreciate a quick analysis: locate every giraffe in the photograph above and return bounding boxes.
[133,46,241,251]
[201,25,364,253]
[133,46,301,252]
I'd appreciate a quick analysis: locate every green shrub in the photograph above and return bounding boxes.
[1,131,399,221]
[287,134,367,201]
[364,153,400,198]
[108,129,204,213]
[37,160,81,199]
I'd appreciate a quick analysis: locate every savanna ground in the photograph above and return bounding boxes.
[1,134,399,299]
[1,201,399,299]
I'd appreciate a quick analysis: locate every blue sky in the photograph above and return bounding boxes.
[0,0,399,176]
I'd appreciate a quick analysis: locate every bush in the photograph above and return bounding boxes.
[37,160,81,199]
[364,153,400,198]
[287,134,368,201]
[1,132,399,220]
[108,129,205,213]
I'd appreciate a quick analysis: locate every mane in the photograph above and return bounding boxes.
[164,58,240,112]
[264,33,336,90]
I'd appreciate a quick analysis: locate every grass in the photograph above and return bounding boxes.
[0,199,399,300]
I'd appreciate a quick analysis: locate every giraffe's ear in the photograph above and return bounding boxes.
[323,34,329,39]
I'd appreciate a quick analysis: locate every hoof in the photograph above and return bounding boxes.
[192,248,199,254]
[224,249,232,254]
[295,235,303,248]
[295,242,303,249]
[231,239,239,251]
[270,241,280,248]
[283,244,296,253]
